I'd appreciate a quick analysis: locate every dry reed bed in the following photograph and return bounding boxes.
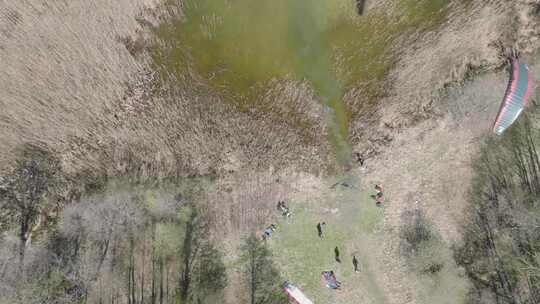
[0,0,332,181]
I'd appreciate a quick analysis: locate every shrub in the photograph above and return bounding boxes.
[400,209,433,256]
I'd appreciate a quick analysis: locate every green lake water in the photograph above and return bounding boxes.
[155,0,450,165]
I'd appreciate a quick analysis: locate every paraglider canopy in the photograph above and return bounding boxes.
[321,271,341,289]
[492,56,533,135]
[283,281,314,304]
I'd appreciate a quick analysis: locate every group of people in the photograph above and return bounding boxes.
[261,200,293,241]
[333,245,360,272]
[263,180,380,291]
[374,184,384,206]
[316,222,362,290]
[277,200,291,218]
[316,182,385,291]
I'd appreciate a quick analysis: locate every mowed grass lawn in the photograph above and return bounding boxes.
[269,175,389,304]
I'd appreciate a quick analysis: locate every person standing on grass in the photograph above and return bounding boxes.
[356,0,366,15]
[317,222,324,238]
[335,246,341,263]
[352,255,359,272]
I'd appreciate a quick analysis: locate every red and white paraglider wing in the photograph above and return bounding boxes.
[283,282,314,304]
[493,58,533,135]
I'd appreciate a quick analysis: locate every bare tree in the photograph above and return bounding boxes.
[0,145,63,274]
[457,114,540,304]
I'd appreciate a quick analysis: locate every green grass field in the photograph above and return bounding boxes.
[268,174,389,303]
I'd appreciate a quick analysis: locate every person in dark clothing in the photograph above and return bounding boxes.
[317,223,322,238]
[356,0,366,15]
[334,246,341,263]
[352,255,359,272]
[354,152,365,166]
[262,224,277,240]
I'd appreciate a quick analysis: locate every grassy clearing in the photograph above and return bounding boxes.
[264,172,470,304]
[267,175,387,303]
